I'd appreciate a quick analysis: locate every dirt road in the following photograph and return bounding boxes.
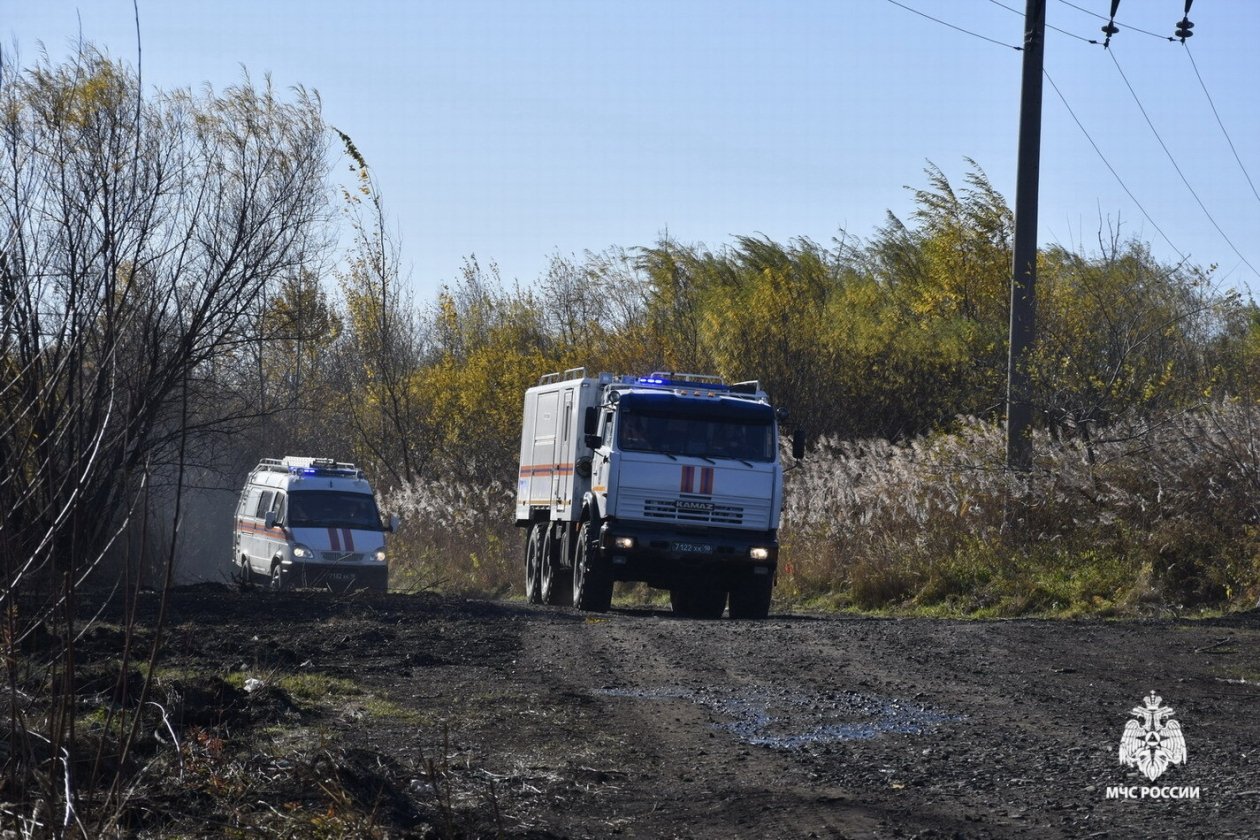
[92,587,1260,837]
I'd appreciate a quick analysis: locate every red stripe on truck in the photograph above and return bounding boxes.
[328,527,341,551]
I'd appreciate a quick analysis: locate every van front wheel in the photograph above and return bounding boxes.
[269,562,288,593]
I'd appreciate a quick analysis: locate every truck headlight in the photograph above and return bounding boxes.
[292,544,314,559]
[749,547,771,561]
[614,536,635,550]
[374,548,387,562]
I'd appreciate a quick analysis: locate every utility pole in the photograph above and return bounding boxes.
[1005,0,1046,470]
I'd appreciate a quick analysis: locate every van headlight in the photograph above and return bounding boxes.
[374,548,387,562]
[749,547,771,561]
[292,544,314,559]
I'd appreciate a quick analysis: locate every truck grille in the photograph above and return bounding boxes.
[643,498,744,525]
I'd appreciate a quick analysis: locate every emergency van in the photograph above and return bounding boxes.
[234,456,396,592]
[515,369,803,619]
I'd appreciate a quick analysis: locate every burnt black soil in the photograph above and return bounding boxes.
[62,585,1260,837]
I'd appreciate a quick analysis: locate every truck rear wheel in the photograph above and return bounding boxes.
[728,573,772,619]
[524,523,544,605]
[541,525,573,605]
[573,520,612,612]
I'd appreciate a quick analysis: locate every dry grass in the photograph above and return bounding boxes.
[781,400,1260,615]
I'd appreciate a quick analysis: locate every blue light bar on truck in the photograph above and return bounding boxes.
[635,374,729,391]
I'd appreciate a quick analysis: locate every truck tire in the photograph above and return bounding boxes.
[541,525,573,605]
[671,586,725,619]
[524,523,544,605]
[728,573,772,620]
[573,520,613,612]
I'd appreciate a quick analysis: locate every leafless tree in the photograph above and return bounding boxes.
[0,44,331,832]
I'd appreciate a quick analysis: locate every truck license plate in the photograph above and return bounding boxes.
[672,541,713,554]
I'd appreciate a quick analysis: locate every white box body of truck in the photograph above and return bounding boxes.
[515,369,790,618]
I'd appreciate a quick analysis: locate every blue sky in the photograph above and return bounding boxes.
[10,1,1260,299]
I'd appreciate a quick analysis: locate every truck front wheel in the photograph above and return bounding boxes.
[728,573,772,619]
[573,520,613,612]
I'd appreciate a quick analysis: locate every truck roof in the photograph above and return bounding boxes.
[530,368,768,403]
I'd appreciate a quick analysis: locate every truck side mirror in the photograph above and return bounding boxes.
[584,406,602,449]
[388,514,400,533]
[264,510,277,529]
[791,428,806,460]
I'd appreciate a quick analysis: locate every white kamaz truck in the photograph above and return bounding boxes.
[515,369,802,619]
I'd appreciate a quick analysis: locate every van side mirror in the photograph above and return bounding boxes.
[584,406,602,449]
[791,428,806,460]
[388,514,400,533]
[264,510,277,529]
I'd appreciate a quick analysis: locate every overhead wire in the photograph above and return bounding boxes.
[1042,69,1185,262]
[1183,43,1260,209]
[884,0,1249,276]
[883,0,1022,51]
[985,0,1102,46]
[1055,0,1175,42]
[1107,47,1259,278]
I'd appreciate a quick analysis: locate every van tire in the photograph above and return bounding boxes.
[236,555,256,588]
[572,520,612,612]
[525,524,544,604]
[269,562,288,593]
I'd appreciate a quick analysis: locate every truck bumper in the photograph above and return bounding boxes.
[598,520,777,590]
[279,559,388,593]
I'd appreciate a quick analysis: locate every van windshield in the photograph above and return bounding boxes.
[287,491,383,530]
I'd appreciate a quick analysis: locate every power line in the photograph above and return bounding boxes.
[1107,48,1260,279]
[884,0,1022,51]
[1043,69,1186,262]
[1056,0,1176,42]
[1183,43,1260,210]
[985,0,1102,46]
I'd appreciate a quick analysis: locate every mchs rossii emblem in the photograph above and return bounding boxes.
[1119,691,1186,782]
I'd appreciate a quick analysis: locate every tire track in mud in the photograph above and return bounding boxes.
[521,610,996,838]
[513,605,1260,839]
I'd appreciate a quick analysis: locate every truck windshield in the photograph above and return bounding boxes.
[287,491,383,530]
[616,394,775,462]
